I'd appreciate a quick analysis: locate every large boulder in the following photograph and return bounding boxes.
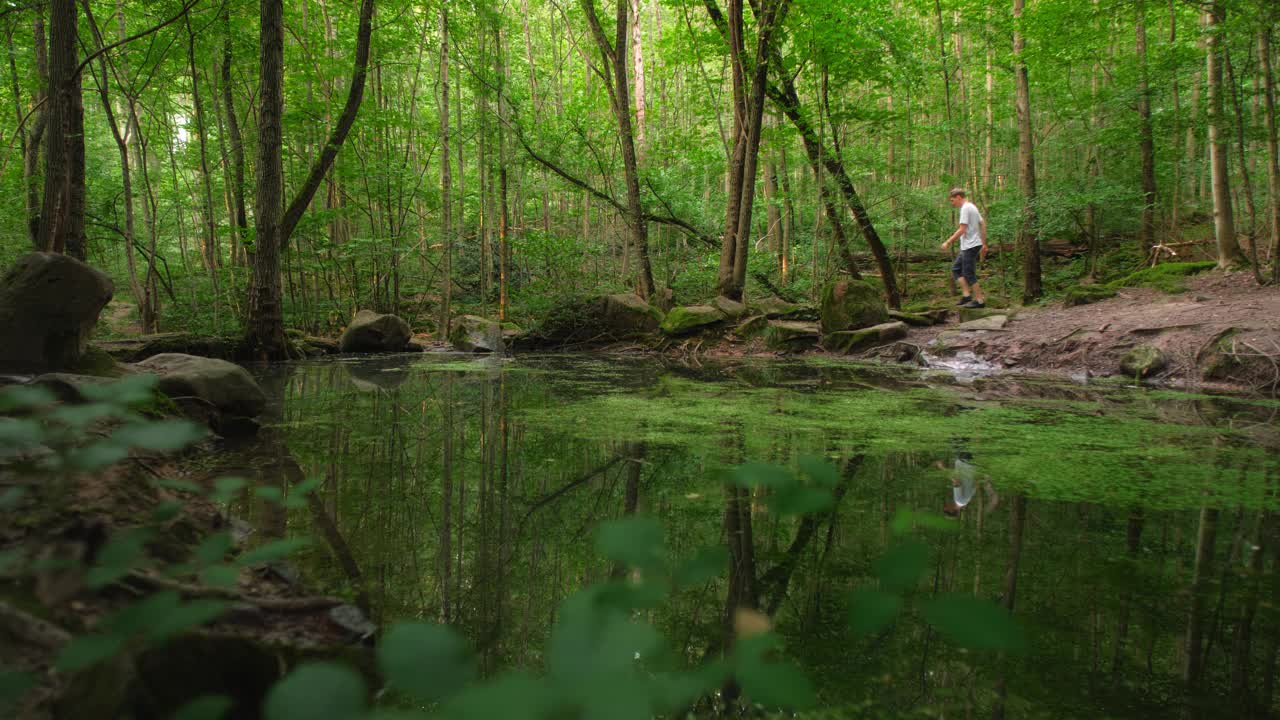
[888,309,935,327]
[660,305,727,336]
[754,297,815,320]
[449,315,503,353]
[823,321,909,355]
[819,280,889,334]
[135,353,267,434]
[1120,343,1168,379]
[339,310,412,353]
[764,321,820,351]
[518,294,663,349]
[0,252,114,373]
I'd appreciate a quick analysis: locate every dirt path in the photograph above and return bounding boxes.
[101,300,141,336]
[909,272,1280,392]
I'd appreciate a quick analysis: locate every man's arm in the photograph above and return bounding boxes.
[941,223,967,251]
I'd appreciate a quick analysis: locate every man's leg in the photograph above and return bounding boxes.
[951,255,971,301]
[958,277,972,297]
[971,280,986,303]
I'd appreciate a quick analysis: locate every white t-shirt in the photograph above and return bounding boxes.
[959,202,984,251]
[953,458,977,508]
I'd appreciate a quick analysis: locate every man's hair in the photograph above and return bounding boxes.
[949,188,966,199]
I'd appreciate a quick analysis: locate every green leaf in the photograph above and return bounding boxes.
[729,462,793,489]
[173,695,233,720]
[193,533,234,567]
[733,634,815,710]
[797,455,840,487]
[671,546,728,589]
[920,593,1026,652]
[237,538,309,566]
[377,623,475,704]
[78,374,159,406]
[49,403,121,429]
[264,663,367,720]
[102,592,181,636]
[211,477,247,504]
[112,420,206,451]
[767,484,833,516]
[67,440,129,472]
[86,527,153,589]
[292,476,324,497]
[873,540,929,593]
[56,634,125,671]
[0,486,25,510]
[0,670,34,712]
[154,478,202,494]
[150,500,185,523]
[846,588,902,636]
[254,487,284,504]
[0,548,24,575]
[441,670,554,720]
[0,419,43,450]
[0,384,57,411]
[595,515,664,571]
[147,599,229,641]
[201,565,240,589]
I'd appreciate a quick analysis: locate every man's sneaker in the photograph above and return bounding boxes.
[963,300,986,309]
[956,296,972,306]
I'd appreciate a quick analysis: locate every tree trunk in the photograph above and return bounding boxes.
[1183,505,1219,687]
[439,4,452,335]
[187,19,221,325]
[247,0,289,360]
[1258,26,1279,282]
[1136,0,1158,257]
[991,495,1027,720]
[1013,0,1040,302]
[16,16,48,248]
[1204,3,1244,267]
[38,0,86,259]
[222,10,249,265]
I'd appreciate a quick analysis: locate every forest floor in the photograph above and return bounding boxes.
[900,272,1280,393]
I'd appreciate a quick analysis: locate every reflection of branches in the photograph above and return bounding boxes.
[516,455,626,530]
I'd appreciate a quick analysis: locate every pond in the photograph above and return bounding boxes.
[230,354,1280,719]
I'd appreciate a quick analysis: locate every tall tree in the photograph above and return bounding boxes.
[246,0,375,359]
[1260,22,1280,282]
[1203,2,1244,268]
[1013,0,1040,302]
[1135,0,1157,257]
[38,0,86,259]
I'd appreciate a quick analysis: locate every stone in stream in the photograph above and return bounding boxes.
[660,305,727,336]
[820,280,890,334]
[957,315,1009,331]
[518,293,663,349]
[339,310,412,353]
[1119,343,1168,379]
[0,252,114,373]
[448,315,504,353]
[888,309,935,327]
[134,353,267,435]
[764,321,821,351]
[823,321,909,354]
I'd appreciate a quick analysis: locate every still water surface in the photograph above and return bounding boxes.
[233,354,1279,719]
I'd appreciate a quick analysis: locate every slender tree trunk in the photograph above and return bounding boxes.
[1184,506,1220,687]
[222,11,249,266]
[1136,0,1158,256]
[1258,26,1279,281]
[991,495,1027,720]
[1204,3,1244,267]
[439,4,453,335]
[187,20,222,326]
[38,0,86,259]
[1013,0,1041,301]
[16,16,48,248]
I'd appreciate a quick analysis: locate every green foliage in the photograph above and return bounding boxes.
[1107,261,1218,294]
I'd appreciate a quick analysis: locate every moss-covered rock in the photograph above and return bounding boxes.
[959,306,1017,323]
[1119,344,1168,378]
[95,333,242,363]
[819,280,889,334]
[0,252,114,373]
[753,297,816,320]
[764,321,821,351]
[823,321,908,354]
[339,310,412,352]
[449,315,503,353]
[735,315,769,338]
[521,294,662,349]
[1063,285,1118,307]
[957,315,1009,331]
[1108,261,1216,293]
[660,305,726,336]
[710,296,748,321]
[888,309,935,327]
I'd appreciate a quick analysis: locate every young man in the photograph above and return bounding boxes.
[941,188,988,308]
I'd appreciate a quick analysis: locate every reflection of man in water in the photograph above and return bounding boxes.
[941,452,997,517]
